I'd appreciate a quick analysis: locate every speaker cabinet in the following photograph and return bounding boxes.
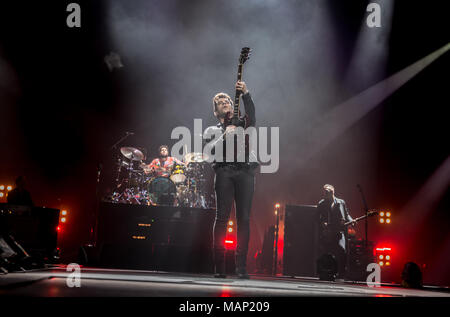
[283,204,318,277]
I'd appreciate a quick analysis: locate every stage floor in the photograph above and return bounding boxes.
[0,265,449,297]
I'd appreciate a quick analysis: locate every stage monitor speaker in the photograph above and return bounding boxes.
[0,203,59,263]
[283,204,318,278]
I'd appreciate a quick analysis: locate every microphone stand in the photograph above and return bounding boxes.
[273,206,280,276]
[111,132,133,150]
[90,132,134,246]
[357,184,369,249]
[90,163,102,246]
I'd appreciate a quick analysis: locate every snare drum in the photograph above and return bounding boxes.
[170,164,186,184]
[148,177,176,206]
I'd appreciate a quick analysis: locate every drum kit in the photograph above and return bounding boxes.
[108,147,214,208]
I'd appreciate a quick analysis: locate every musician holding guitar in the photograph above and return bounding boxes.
[317,184,355,279]
[204,48,257,279]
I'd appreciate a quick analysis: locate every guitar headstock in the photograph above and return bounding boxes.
[239,47,251,64]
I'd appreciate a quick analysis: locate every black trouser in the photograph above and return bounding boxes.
[213,165,255,273]
[319,235,347,278]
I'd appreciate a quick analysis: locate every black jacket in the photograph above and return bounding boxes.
[204,92,258,169]
[317,197,353,251]
[317,197,353,232]
[7,188,34,206]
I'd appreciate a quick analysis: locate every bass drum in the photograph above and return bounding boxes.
[148,177,176,206]
[170,164,186,184]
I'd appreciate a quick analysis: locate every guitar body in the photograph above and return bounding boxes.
[224,114,248,128]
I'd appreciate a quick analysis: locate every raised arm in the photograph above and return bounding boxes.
[242,92,255,127]
[236,80,255,127]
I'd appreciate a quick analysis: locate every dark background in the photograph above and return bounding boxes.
[0,1,448,285]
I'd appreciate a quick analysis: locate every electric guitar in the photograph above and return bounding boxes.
[224,47,251,128]
[321,210,378,241]
[209,48,252,162]
[344,210,378,226]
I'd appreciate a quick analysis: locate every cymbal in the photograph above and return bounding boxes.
[184,152,209,163]
[120,147,145,161]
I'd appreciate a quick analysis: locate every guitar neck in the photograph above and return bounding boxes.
[344,210,378,226]
[233,63,243,118]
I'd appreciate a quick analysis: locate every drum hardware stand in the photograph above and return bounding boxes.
[90,132,135,245]
[111,143,147,204]
[89,162,102,246]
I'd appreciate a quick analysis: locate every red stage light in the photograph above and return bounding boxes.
[56,226,61,232]
[375,246,393,268]
[224,238,236,249]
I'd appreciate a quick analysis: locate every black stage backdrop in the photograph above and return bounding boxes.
[0,1,448,285]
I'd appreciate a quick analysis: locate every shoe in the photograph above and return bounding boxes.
[236,267,249,279]
[237,272,249,279]
[214,248,226,278]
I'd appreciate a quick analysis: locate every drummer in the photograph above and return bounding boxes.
[144,145,186,177]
